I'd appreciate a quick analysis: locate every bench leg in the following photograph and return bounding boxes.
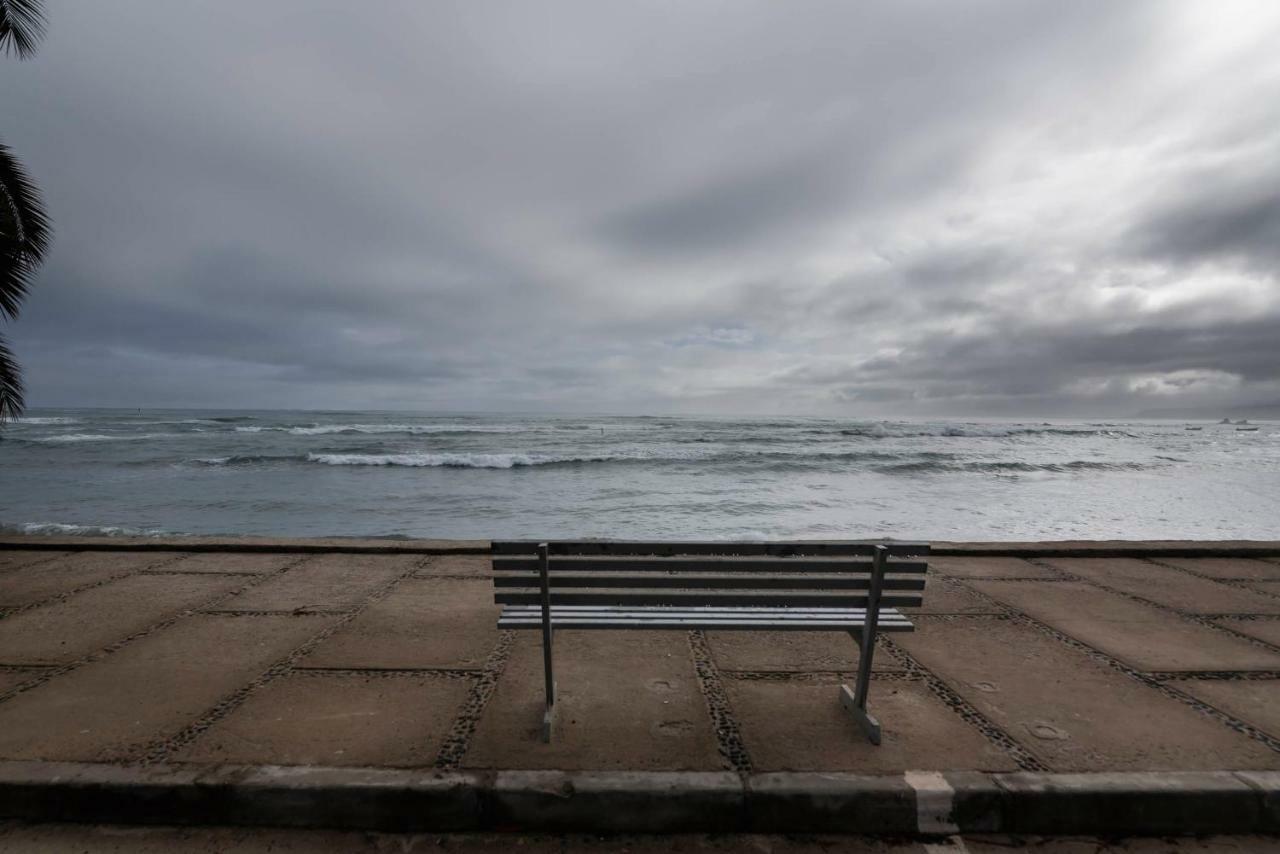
[537,542,556,743]
[540,627,556,744]
[542,681,557,744]
[842,630,882,745]
[840,684,881,745]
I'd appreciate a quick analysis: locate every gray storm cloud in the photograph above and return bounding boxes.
[2,0,1278,415]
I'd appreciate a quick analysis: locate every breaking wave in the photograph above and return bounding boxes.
[31,433,173,444]
[11,416,80,425]
[307,451,627,468]
[806,424,1135,439]
[876,460,1155,475]
[190,454,303,466]
[236,423,529,435]
[302,448,965,470]
[185,447,1144,474]
[1,521,183,537]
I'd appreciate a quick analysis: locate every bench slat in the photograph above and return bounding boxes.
[493,557,928,574]
[500,620,915,631]
[492,573,926,591]
[500,617,910,627]
[494,591,923,608]
[492,541,930,558]
[498,607,915,631]
[499,605,911,619]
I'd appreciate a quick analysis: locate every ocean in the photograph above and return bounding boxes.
[1,409,1277,541]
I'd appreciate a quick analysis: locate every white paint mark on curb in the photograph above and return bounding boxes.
[905,770,959,836]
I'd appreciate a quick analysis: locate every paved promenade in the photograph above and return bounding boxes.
[3,537,1280,836]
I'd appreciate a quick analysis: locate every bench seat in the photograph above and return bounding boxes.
[492,540,929,745]
[498,604,916,631]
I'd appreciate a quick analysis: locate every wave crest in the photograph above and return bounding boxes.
[236,423,529,435]
[877,459,1154,475]
[1,521,181,537]
[305,451,611,468]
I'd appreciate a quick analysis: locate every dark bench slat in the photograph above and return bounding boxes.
[498,615,915,631]
[494,591,923,608]
[499,620,915,631]
[499,605,912,623]
[492,573,926,591]
[493,557,929,574]
[491,541,930,558]
[499,603,911,614]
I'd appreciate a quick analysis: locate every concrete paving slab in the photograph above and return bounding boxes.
[1249,581,1280,600]
[38,551,188,573]
[303,578,498,670]
[163,553,299,574]
[1041,559,1280,615]
[417,554,491,577]
[0,574,246,665]
[465,633,723,771]
[176,672,470,767]
[0,550,69,572]
[896,618,1277,771]
[900,578,1003,614]
[1214,618,1280,648]
[217,554,414,612]
[0,551,191,608]
[725,677,1018,772]
[968,580,1280,672]
[1156,558,1280,581]
[1176,680,1280,738]
[0,559,137,608]
[0,614,333,762]
[931,556,1057,579]
[0,669,43,694]
[706,631,901,673]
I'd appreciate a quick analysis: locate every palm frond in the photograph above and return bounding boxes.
[0,333,23,423]
[0,142,51,321]
[0,0,46,58]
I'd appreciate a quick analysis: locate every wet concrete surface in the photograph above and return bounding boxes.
[1,542,1280,777]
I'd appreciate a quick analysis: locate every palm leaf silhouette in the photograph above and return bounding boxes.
[0,0,46,58]
[0,0,50,422]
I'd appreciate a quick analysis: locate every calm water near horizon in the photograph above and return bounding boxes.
[1,408,1277,541]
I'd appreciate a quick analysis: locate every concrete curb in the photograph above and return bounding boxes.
[2,761,1280,835]
[3,536,1279,559]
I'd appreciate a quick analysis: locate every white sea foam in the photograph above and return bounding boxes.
[305,451,607,468]
[817,423,1135,439]
[33,432,171,443]
[238,423,531,435]
[12,416,80,425]
[4,521,180,537]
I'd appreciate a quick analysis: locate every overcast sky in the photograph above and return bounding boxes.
[3,1,1279,416]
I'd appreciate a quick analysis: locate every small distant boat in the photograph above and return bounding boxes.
[1185,426,1203,431]
[1237,426,1259,432]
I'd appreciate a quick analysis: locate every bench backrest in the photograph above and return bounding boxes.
[490,541,930,610]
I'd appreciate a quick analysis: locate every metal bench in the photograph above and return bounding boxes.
[491,540,929,744]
